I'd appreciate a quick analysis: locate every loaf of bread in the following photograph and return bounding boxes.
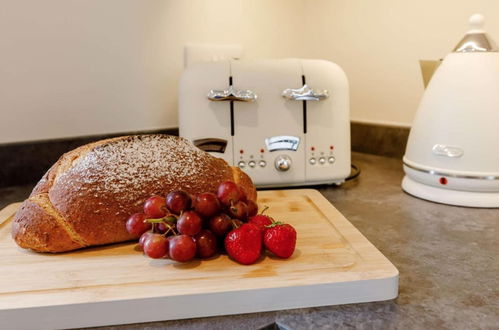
[12,135,256,253]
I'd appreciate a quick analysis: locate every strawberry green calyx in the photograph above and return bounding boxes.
[265,221,283,228]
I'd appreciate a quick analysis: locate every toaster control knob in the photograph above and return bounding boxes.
[275,155,292,171]
[328,156,336,164]
[248,161,256,168]
[319,157,326,165]
[259,160,267,167]
[238,161,246,169]
[309,158,316,165]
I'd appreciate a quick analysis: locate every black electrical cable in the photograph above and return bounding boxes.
[345,163,361,181]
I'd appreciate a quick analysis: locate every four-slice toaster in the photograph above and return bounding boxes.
[179,58,350,188]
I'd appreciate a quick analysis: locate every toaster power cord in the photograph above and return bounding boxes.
[345,163,361,181]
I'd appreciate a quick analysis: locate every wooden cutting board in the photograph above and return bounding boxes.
[0,189,398,329]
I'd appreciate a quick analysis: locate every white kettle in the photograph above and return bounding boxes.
[402,14,499,208]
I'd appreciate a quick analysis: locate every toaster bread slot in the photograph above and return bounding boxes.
[193,138,228,153]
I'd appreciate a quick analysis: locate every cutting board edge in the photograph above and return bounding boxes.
[0,274,398,330]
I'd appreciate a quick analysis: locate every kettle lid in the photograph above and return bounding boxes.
[453,14,498,52]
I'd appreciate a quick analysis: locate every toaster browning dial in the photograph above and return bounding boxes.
[275,155,292,171]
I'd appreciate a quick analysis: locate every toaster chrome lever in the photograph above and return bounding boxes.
[282,84,329,101]
[207,86,257,102]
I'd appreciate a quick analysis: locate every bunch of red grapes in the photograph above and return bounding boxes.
[125,181,259,263]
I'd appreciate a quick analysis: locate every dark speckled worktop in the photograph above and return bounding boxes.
[1,152,497,329]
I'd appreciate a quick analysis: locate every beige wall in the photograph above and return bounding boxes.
[301,0,499,127]
[1,0,498,143]
[0,0,307,143]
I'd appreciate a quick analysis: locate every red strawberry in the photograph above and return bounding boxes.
[264,222,297,258]
[224,223,262,265]
[248,214,272,233]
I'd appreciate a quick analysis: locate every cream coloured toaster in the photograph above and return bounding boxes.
[179,58,350,188]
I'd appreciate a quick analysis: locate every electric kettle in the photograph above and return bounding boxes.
[402,14,499,207]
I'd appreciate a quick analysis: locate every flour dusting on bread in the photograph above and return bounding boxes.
[55,135,229,206]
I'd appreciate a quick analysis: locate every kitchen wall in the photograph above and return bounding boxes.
[301,0,499,127]
[1,0,498,143]
[0,0,308,144]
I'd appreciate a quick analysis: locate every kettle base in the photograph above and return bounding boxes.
[402,176,499,208]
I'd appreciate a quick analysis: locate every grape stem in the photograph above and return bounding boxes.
[145,215,178,235]
[146,215,178,223]
[162,222,178,236]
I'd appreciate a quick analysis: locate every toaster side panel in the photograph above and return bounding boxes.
[179,61,234,165]
[302,60,351,183]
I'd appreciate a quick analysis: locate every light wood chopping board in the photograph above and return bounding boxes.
[0,189,398,329]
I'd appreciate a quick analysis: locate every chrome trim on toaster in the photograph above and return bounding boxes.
[282,84,329,101]
[207,86,257,102]
[403,161,499,180]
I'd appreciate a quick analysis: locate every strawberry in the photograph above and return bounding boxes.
[248,214,272,233]
[264,222,297,258]
[224,223,262,265]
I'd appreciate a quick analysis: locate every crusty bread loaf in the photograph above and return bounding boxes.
[12,135,256,253]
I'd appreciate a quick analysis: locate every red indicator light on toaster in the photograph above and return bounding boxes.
[260,148,264,153]
[439,177,448,185]
[240,149,244,154]
[330,145,334,150]
[311,146,315,151]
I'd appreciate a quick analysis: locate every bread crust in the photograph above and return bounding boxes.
[12,196,83,253]
[12,135,257,252]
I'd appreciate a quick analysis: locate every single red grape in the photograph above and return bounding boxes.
[228,200,248,221]
[246,200,258,217]
[194,229,218,258]
[169,235,196,262]
[155,222,168,234]
[166,190,192,214]
[143,233,168,259]
[144,195,167,218]
[217,181,241,206]
[138,231,154,249]
[177,211,202,236]
[208,213,232,237]
[194,192,221,218]
[126,213,151,237]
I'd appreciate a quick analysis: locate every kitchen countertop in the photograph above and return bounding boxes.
[1,152,497,330]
